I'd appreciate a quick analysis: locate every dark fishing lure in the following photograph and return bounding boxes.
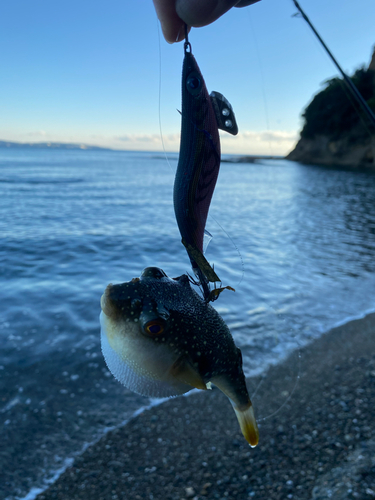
[173,30,238,301]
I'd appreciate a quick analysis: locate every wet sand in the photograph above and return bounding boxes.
[37,313,375,500]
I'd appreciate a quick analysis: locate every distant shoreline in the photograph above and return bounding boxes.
[3,139,374,170]
[221,155,284,163]
[0,140,112,151]
[0,140,286,161]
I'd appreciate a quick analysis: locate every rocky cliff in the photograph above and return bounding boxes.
[287,47,375,169]
[287,127,375,168]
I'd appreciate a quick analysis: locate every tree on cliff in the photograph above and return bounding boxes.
[300,67,375,140]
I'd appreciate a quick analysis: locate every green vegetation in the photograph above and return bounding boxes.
[300,67,375,140]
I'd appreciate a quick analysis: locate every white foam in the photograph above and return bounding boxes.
[15,395,172,500]
[14,458,73,500]
[17,306,375,500]
[329,306,375,330]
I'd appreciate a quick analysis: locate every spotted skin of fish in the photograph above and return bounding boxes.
[100,266,259,447]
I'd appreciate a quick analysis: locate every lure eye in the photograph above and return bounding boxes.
[144,320,164,336]
[187,76,200,89]
[186,71,202,96]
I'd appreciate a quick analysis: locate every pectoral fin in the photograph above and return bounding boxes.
[169,356,207,391]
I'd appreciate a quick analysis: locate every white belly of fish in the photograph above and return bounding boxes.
[100,312,192,398]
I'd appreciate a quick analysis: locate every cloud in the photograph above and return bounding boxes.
[116,134,161,143]
[26,130,48,137]
[221,130,298,143]
[220,129,298,155]
[165,133,180,143]
[114,133,181,149]
[249,131,298,142]
[116,135,131,142]
[113,130,297,153]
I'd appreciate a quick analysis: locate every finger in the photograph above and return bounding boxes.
[235,0,261,7]
[176,0,241,27]
[152,0,186,43]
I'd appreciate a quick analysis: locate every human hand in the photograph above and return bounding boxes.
[153,0,261,43]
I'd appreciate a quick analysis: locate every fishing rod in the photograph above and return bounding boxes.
[292,0,375,131]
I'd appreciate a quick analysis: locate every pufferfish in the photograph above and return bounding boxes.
[100,266,259,447]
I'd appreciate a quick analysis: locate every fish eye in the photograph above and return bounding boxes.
[186,72,202,96]
[144,320,164,336]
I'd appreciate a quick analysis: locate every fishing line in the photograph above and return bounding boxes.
[214,13,301,419]
[250,372,265,400]
[257,348,301,423]
[250,311,302,422]
[247,11,273,156]
[204,15,268,288]
[336,78,375,142]
[292,12,374,140]
[291,1,375,140]
[208,212,245,287]
[156,18,174,173]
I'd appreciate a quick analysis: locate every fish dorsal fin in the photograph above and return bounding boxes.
[210,91,238,136]
[169,355,207,391]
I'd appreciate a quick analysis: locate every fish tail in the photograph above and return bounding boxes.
[212,374,259,447]
[232,402,259,448]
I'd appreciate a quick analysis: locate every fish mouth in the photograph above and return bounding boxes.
[100,284,116,319]
[100,281,141,321]
[100,267,173,321]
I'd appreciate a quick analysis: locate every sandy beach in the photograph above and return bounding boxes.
[36,312,375,500]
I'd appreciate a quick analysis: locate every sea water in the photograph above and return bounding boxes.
[1,148,375,499]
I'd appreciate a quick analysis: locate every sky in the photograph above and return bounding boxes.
[0,0,374,156]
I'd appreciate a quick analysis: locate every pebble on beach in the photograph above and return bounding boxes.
[35,313,375,500]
